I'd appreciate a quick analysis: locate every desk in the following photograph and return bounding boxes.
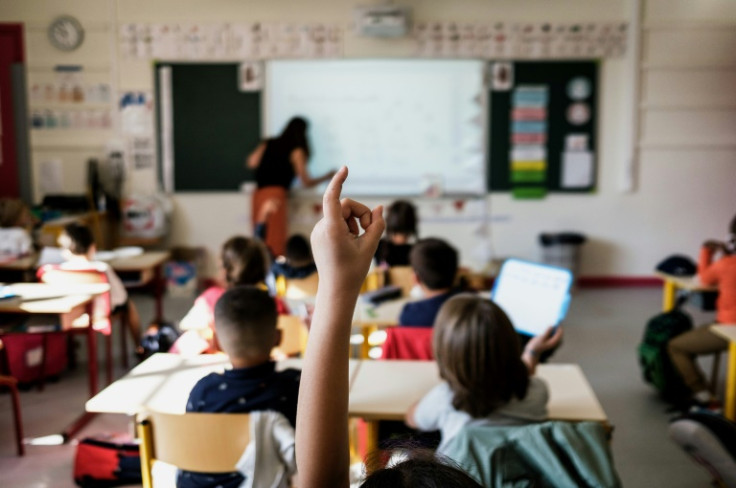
[710,325,736,421]
[86,353,360,415]
[0,254,38,282]
[656,272,718,312]
[108,251,170,322]
[0,282,109,439]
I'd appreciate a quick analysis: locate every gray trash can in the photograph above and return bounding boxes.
[539,232,586,283]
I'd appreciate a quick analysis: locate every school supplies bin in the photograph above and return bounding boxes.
[539,232,586,283]
[166,247,206,297]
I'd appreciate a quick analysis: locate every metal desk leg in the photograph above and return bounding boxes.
[725,342,736,421]
[153,265,164,322]
[361,325,377,359]
[662,279,676,312]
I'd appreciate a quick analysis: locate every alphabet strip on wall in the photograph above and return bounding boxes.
[414,21,627,60]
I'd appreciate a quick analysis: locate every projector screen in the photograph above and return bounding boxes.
[266,60,486,196]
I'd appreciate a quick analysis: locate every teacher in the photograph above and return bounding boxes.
[247,116,335,256]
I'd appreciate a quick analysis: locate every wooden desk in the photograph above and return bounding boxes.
[348,360,608,452]
[656,272,717,312]
[710,325,736,421]
[0,282,110,440]
[108,251,170,322]
[86,353,360,416]
[0,254,38,282]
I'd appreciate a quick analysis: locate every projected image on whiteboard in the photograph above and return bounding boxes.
[266,60,485,196]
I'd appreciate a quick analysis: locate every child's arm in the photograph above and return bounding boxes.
[521,326,563,375]
[698,241,724,286]
[296,167,384,488]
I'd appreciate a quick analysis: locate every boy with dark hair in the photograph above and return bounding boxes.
[52,222,141,343]
[272,234,317,280]
[399,238,459,327]
[181,286,300,488]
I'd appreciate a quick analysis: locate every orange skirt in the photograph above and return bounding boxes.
[252,186,288,257]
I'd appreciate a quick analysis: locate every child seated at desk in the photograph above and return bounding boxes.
[398,238,460,327]
[176,235,287,354]
[46,223,141,342]
[669,213,736,407]
[181,286,300,488]
[271,234,317,280]
[374,200,418,268]
[296,167,485,488]
[406,295,562,455]
[0,198,33,259]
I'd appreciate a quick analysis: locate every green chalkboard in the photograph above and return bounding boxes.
[488,61,598,193]
[155,63,261,191]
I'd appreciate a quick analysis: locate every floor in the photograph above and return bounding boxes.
[0,287,721,487]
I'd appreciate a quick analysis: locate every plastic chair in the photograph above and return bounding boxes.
[386,266,414,297]
[380,327,434,360]
[137,411,251,488]
[37,267,119,384]
[275,315,308,357]
[0,375,24,456]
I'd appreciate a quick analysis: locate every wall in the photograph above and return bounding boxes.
[0,0,733,278]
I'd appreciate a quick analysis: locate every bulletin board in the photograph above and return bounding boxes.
[154,63,261,191]
[487,61,598,196]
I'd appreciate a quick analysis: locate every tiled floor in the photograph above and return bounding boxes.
[0,287,720,487]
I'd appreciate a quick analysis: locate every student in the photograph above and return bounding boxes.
[398,238,459,327]
[375,200,418,267]
[272,234,317,280]
[53,223,141,343]
[0,198,33,259]
[406,295,562,454]
[181,286,300,488]
[296,166,484,488]
[669,214,736,407]
[177,235,281,354]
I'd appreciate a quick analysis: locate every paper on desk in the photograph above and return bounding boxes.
[39,159,63,194]
[561,151,593,188]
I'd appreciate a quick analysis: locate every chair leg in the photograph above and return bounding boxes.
[105,332,113,386]
[1,377,25,456]
[710,352,721,395]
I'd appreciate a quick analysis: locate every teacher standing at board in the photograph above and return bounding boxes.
[247,116,335,256]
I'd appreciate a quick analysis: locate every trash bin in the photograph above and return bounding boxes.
[539,232,586,283]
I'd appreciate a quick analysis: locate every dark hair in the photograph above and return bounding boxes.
[221,236,269,287]
[59,223,95,255]
[433,295,529,418]
[386,200,418,238]
[0,199,28,228]
[214,286,278,359]
[277,116,310,159]
[361,457,482,488]
[285,234,312,264]
[410,238,458,290]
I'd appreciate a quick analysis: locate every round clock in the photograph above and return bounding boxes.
[48,16,85,51]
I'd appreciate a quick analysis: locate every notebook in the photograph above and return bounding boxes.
[490,259,573,337]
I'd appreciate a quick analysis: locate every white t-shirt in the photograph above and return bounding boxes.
[0,227,32,258]
[59,260,128,308]
[413,376,549,455]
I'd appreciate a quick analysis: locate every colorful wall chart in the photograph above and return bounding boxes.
[487,61,598,197]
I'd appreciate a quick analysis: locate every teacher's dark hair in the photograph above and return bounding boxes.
[278,116,310,158]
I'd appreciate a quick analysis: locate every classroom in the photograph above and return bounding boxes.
[0,0,735,487]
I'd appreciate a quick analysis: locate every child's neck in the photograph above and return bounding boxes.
[230,354,272,369]
[422,286,451,299]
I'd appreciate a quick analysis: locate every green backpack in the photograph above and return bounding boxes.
[637,306,693,404]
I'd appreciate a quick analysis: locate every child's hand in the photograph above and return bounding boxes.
[703,240,725,253]
[525,326,564,356]
[258,197,281,223]
[311,166,385,295]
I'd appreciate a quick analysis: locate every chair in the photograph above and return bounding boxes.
[0,338,24,456]
[137,411,251,488]
[380,327,434,360]
[386,266,414,297]
[280,273,319,300]
[275,315,309,357]
[37,267,120,384]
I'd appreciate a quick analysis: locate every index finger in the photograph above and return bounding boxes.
[322,166,348,221]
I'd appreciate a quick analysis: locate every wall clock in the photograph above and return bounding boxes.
[48,16,85,51]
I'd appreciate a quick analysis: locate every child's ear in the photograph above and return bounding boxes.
[413,272,420,285]
[273,328,283,347]
[89,243,97,257]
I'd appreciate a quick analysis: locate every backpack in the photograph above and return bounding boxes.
[669,410,736,487]
[73,436,141,487]
[138,321,180,361]
[637,302,693,404]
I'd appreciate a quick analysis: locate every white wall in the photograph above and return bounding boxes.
[1,0,734,277]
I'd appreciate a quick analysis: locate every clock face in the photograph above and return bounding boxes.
[48,16,84,51]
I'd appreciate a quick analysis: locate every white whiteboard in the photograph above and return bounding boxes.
[266,60,486,196]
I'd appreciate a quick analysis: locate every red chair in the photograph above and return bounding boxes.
[380,326,434,360]
[0,340,24,456]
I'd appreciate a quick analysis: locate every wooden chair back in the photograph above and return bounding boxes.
[282,273,319,299]
[387,266,415,297]
[137,411,251,488]
[275,315,308,356]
